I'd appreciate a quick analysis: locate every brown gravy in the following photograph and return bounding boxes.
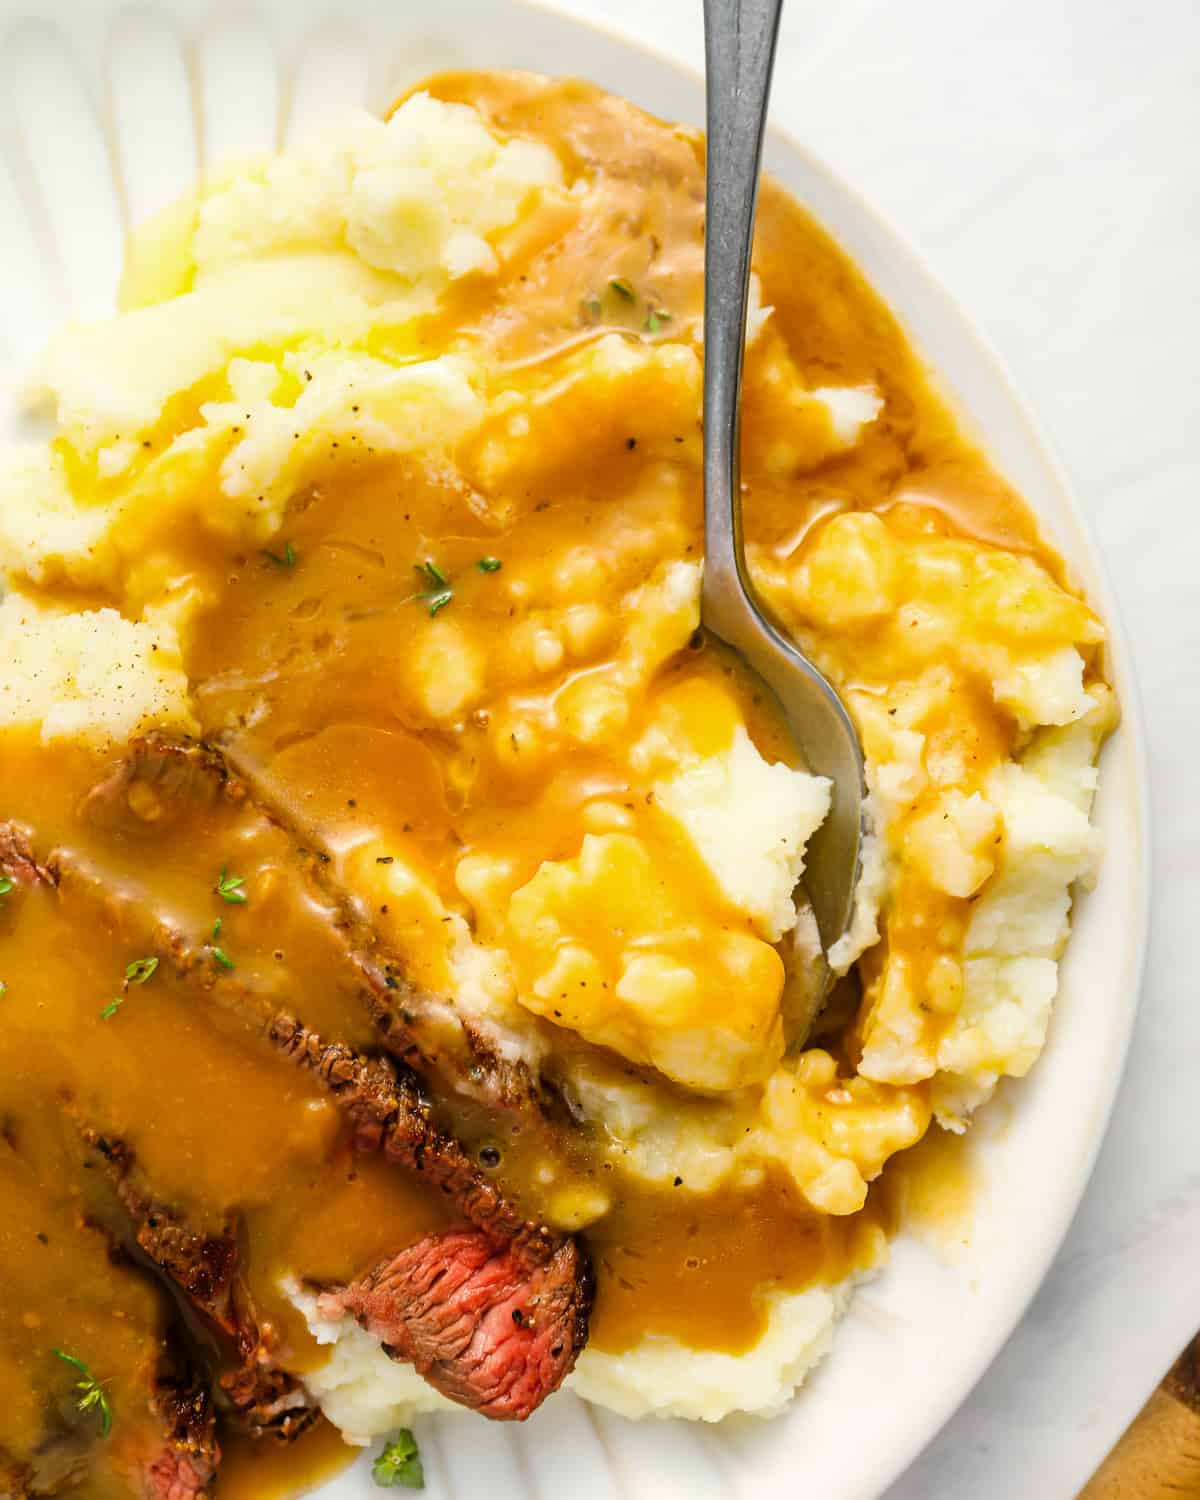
[0,67,1086,1497]
[588,1176,888,1355]
[218,1422,355,1500]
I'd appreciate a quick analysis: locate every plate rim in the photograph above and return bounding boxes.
[499,0,1152,1484]
[0,1,1152,1493]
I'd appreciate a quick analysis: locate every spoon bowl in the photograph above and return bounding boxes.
[702,0,864,951]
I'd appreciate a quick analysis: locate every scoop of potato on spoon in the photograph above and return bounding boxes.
[701,0,865,960]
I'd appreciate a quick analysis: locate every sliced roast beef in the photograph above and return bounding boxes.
[132,1339,220,1500]
[318,1230,590,1421]
[0,823,53,891]
[39,837,569,1271]
[0,819,311,1444]
[142,1445,213,1500]
[80,734,564,1148]
[10,820,592,1420]
[0,1136,220,1500]
[274,1027,591,1415]
[79,1129,317,1445]
[82,1115,589,1422]
[0,1354,217,1500]
[267,1017,562,1264]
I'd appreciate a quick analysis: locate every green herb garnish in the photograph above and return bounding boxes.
[414,560,453,617]
[53,1350,112,1438]
[263,541,297,568]
[100,956,156,1020]
[643,308,671,334]
[372,1430,423,1489]
[0,876,14,897]
[211,946,234,972]
[476,557,502,574]
[211,918,223,941]
[609,277,635,300]
[215,868,248,905]
[581,295,603,319]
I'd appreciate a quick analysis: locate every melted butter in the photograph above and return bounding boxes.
[0,66,1100,1491]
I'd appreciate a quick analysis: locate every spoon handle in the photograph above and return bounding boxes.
[701,0,783,643]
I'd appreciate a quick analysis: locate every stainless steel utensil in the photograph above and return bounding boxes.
[702,0,864,951]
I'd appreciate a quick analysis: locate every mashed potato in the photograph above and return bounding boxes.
[0,592,194,747]
[0,78,1113,1436]
[567,1281,856,1422]
[290,1277,854,1430]
[653,725,831,943]
[286,1282,456,1443]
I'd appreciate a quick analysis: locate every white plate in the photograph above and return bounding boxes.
[0,2,1150,1496]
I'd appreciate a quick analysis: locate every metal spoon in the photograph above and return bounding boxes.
[702,0,864,952]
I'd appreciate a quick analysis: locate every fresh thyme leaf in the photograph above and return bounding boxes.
[609,277,635,300]
[581,295,603,319]
[414,560,453,617]
[211,946,234,971]
[424,589,453,617]
[53,1350,112,1438]
[476,557,502,573]
[372,1430,423,1489]
[215,868,248,904]
[263,541,297,568]
[0,981,7,998]
[0,876,14,897]
[211,917,223,941]
[643,308,671,333]
[103,956,156,1018]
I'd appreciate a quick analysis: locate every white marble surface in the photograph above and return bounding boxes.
[550,0,1199,1493]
